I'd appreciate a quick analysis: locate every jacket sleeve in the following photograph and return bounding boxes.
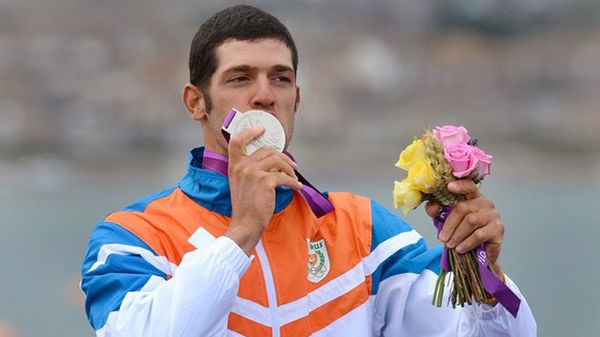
[368,200,537,336]
[81,221,250,337]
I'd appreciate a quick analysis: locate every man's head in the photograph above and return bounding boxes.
[188,5,298,112]
[183,5,301,155]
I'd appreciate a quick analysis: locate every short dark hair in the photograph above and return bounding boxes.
[189,5,298,91]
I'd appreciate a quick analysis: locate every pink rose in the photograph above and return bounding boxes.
[472,146,493,178]
[444,143,478,178]
[433,125,470,147]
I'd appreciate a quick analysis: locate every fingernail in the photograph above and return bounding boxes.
[448,181,456,190]
[439,232,449,242]
[446,240,456,248]
[456,245,465,254]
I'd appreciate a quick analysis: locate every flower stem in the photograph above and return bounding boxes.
[436,269,445,307]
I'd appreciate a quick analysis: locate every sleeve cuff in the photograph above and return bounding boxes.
[209,236,252,277]
[466,274,520,321]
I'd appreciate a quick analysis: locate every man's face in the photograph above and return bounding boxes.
[200,38,300,155]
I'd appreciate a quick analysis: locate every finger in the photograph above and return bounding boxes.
[438,201,478,242]
[269,172,303,190]
[454,225,497,254]
[485,241,503,272]
[255,154,298,180]
[248,147,298,175]
[425,201,441,219]
[248,146,281,162]
[447,180,481,199]
[228,126,265,163]
[249,146,298,170]
[488,257,503,277]
[445,210,492,249]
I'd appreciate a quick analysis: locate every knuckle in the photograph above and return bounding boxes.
[266,178,277,188]
[230,135,242,146]
[455,202,468,213]
[257,171,268,181]
[465,213,479,225]
[243,166,257,178]
[497,221,505,235]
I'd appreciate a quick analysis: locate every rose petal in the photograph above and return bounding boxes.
[444,144,478,178]
[433,125,470,147]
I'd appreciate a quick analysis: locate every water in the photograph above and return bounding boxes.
[0,156,597,336]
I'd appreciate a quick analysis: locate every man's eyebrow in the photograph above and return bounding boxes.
[221,64,295,78]
[223,65,255,74]
[271,64,294,73]
[223,64,294,73]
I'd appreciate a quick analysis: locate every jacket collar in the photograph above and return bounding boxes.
[178,147,294,217]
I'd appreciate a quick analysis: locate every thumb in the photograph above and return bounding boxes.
[425,201,441,219]
[228,126,265,163]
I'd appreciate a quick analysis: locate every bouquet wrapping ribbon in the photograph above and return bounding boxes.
[434,207,521,318]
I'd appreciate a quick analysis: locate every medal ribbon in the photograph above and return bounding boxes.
[201,109,334,218]
[434,206,521,318]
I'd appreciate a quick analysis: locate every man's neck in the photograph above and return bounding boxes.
[203,142,228,158]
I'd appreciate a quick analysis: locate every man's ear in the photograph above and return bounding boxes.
[294,85,301,118]
[182,83,206,121]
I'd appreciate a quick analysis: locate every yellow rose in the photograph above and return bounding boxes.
[407,159,436,193]
[393,179,423,217]
[395,139,426,171]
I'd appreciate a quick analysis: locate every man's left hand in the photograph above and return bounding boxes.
[425,179,504,276]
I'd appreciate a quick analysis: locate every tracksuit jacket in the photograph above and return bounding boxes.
[81,147,536,336]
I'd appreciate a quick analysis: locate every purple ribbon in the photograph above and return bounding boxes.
[202,150,229,173]
[207,109,334,218]
[434,206,521,318]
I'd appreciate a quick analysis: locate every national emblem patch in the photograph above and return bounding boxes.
[307,239,330,283]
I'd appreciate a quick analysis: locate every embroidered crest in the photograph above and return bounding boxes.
[307,239,330,283]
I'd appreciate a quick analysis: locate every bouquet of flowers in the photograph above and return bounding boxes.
[393,125,520,317]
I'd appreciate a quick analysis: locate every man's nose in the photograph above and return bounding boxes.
[251,77,275,110]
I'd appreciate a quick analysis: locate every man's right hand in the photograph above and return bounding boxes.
[224,126,303,256]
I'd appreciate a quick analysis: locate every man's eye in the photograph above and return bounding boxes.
[273,76,291,83]
[228,76,249,82]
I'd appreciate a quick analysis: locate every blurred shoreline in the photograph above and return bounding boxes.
[1,140,598,198]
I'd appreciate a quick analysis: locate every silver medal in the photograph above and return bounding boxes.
[226,109,286,155]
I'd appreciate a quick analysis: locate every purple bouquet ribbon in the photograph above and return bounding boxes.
[434,207,521,318]
[205,109,334,218]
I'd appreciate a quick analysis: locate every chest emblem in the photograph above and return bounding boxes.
[307,239,330,283]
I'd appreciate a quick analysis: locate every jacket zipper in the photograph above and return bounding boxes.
[256,240,281,337]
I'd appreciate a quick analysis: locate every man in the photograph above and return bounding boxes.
[81,5,536,336]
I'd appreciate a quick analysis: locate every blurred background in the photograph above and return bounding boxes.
[1,0,599,336]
